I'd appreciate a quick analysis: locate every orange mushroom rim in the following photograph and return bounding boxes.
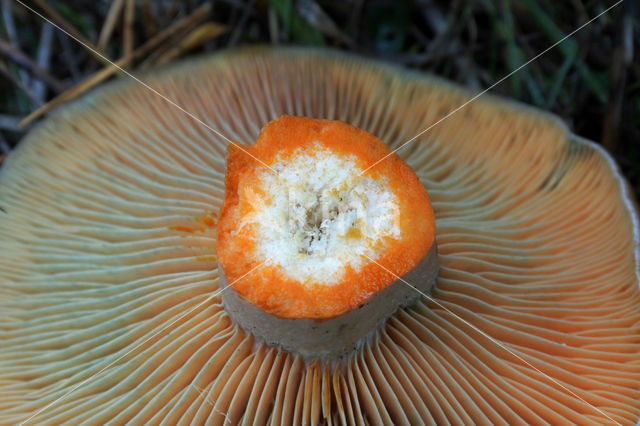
[216,115,436,320]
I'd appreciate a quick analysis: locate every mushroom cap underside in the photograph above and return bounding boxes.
[1,47,639,425]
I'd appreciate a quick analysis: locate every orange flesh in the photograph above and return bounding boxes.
[217,116,435,319]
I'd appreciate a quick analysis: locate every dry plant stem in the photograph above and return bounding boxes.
[55,31,80,80]
[0,131,9,153]
[295,0,353,47]
[418,1,475,84]
[97,0,126,52]
[123,0,136,58]
[602,2,634,151]
[166,0,179,19]
[153,23,228,65]
[17,0,110,71]
[31,0,96,51]
[0,114,22,132]
[0,39,64,93]
[32,22,55,102]
[268,7,279,43]
[140,0,157,37]
[0,62,41,106]
[227,0,256,47]
[140,8,217,68]
[20,3,212,128]
[1,0,29,86]
[1,0,19,46]
[348,0,364,42]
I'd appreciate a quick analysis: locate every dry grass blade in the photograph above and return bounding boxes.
[268,6,278,43]
[0,39,64,93]
[20,2,213,128]
[602,1,634,151]
[296,0,352,46]
[1,0,29,86]
[140,0,157,37]
[0,62,41,106]
[0,131,9,152]
[137,3,213,69]
[30,0,96,50]
[20,69,114,126]
[123,0,135,57]
[97,0,125,52]
[0,114,21,132]
[55,31,81,80]
[154,22,228,65]
[32,22,56,102]
[20,0,117,68]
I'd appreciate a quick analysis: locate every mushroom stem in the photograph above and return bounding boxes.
[221,244,438,359]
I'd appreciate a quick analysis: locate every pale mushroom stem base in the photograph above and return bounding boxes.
[219,245,438,360]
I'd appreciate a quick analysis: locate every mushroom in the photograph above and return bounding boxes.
[1,47,639,425]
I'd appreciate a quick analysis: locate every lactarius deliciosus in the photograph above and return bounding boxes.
[1,48,639,425]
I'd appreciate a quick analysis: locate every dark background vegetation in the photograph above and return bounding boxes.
[0,0,638,199]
